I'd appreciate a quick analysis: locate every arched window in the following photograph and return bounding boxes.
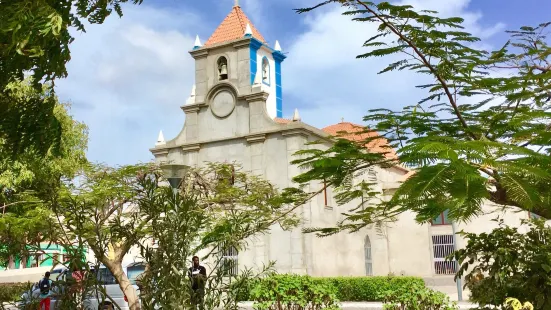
[364,235,373,276]
[217,57,228,80]
[262,57,270,85]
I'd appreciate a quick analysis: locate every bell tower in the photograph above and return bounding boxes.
[184,2,286,119]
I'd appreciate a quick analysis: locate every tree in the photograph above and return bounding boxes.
[0,0,142,157]
[0,78,88,267]
[53,162,306,310]
[138,163,305,310]
[455,219,551,309]
[293,1,551,235]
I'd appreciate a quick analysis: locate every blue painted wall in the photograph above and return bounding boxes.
[273,51,286,118]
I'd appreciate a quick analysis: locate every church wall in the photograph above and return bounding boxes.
[195,98,250,142]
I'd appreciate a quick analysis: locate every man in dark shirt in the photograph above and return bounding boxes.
[188,256,207,310]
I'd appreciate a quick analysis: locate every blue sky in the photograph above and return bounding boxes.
[54,0,551,165]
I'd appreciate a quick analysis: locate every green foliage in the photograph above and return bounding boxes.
[0,0,141,156]
[382,281,458,310]
[0,282,29,303]
[314,276,425,302]
[0,78,88,267]
[137,162,308,310]
[250,274,340,310]
[294,1,551,235]
[455,219,551,309]
[239,276,424,302]
[506,298,534,310]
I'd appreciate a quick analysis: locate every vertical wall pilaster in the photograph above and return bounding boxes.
[181,106,200,142]
[244,92,269,134]
[283,130,309,274]
[247,134,268,269]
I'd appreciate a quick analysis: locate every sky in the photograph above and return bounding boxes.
[54,0,551,166]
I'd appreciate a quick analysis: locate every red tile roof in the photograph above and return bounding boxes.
[321,122,398,160]
[204,5,266,46]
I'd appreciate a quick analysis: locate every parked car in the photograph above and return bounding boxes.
[18,262,146,310]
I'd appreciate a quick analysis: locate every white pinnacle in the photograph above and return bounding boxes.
[292,108,301,122]
[156,130,166,145]
[244,23,252,36]
[186,84,196,105]
[194,35,202,48]
[274,40,282,52]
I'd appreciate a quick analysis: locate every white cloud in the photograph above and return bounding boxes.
[55,5,199,165]
[282,0,507,128]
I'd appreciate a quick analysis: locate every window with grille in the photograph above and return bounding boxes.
[364,235,373,276]
[221,245,238,276]
[367,167,377,182]
[432,235,457,275]
[431,210,451,225]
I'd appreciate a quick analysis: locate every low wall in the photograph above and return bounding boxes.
[0,267,50,284]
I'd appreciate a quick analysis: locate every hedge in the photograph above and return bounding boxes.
[237,275,425,302]
[0,282,31,303]
[313,276,425,301]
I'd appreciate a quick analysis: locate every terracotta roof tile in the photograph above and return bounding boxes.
[321,122,398,160]
[204,6,266,46]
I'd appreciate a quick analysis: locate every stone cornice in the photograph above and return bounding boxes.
[182,143,201,152]
[241,91,269,103]
[246,134,266,144]
[181,104,204,114]
[281,129,309,138]
[189,49,208,59]
[151,148,169,157]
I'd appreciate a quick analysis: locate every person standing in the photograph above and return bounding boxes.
[188,256,207,310]
[38,271,53,310]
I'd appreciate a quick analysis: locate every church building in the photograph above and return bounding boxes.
[149,2,534,299]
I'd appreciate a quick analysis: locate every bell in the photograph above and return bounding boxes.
[219,64,228,76]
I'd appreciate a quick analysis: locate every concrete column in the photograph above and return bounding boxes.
[283,130,309,274]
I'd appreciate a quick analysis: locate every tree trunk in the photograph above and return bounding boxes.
[104,260,141,310]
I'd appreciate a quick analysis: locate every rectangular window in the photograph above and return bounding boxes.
[431,210,451,225]
[221,245,238,276]
[432,235,457,275]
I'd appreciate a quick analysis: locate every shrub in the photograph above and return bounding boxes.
[314,276,425,301]
[455,219,551,309]
[0,282,31,303]
[382,281,458,310]
[250,274,340,310]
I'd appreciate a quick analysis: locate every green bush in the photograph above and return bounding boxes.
[242,274,424,303]
[313,276,425,302]
[0,282,31,303]
[382,281,458,310]
[250,274,340,310]
[456,220,551,309]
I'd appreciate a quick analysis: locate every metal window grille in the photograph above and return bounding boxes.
[367,167,377,182]
[221,245,238,276]
[364,236,373,276]
[432,235,457,275]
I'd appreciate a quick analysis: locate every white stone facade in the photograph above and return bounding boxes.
[148,24,536,299]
